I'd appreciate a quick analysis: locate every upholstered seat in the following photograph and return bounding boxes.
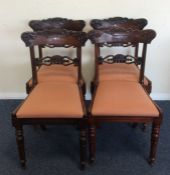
[92,81,159,117]
[99,63,149,85]
[17,82,83,118]
[28,65,77,87]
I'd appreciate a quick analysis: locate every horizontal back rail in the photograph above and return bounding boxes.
[90,17,147,30]
[29,17,85,31]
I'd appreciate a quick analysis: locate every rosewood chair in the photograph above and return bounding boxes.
[88,28,163,165]
[90,17,152,94]
[26,18,86,95]
[12,29,87,169]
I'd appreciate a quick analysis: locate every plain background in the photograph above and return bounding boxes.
[0,0,170,100]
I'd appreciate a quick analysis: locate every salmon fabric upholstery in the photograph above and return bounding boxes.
[99,63,148,85]
[29,65,77,86]
[17,82,84,118]
[92,81,159,117]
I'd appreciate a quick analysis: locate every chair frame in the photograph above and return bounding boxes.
[26,17,86,95]
[88,28,163,165]
[90,17,152,94]
[12,29,88,169]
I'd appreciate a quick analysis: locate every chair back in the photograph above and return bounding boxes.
[21,29,87,87]
[29,18,85,60]
[88,28,156,85]
[90,17,148,65]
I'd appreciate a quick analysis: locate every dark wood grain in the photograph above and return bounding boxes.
[90,17,147,30]
[88,29,156,45]
[21,29,87,47]
[29,17,85,31]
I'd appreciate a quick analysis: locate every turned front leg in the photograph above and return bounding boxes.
[149,118,162,165]
[89,124,96,164]
[80,126,87,170]
[15,125,26,167]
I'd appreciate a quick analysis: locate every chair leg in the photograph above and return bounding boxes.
[15,125,26,168]
[82,83,86,98]
[148,118,161,165]
[80,126,87,170]
[89,124,96,164]
[90,82,95,94]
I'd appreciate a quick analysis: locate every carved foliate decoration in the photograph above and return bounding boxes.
[44,44,74,48]
[29,17,85,31]
[90,17,148,30]
[98,54,136,64]
[21,29,87,47]
[21,32,37,47]
[88,29,156,44]
[35,55,78,66]
[101,42,134,47]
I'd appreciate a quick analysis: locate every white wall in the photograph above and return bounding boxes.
[0,0,170,99]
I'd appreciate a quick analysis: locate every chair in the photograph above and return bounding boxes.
[90,17,152,94]
[12,29,87,169]
[88,28,163,165]
[26,18,86,95]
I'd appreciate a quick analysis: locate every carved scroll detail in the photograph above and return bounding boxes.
[90,17,148,30]
[101,42,133,47]
[21,29,87,47]
[35,55,78,66]
[44,44,74,48]
[88,29,156,44]
[98,54,136,64]
[29,17,85,31]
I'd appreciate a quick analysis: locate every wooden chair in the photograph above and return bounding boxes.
[12,29,87,169]
[90,17,152,94]
[88,28,163,165]
[26,18,86,95]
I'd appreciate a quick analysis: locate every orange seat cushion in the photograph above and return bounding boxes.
[99,63,149,85]
[92,81,159,117]
[29,65,77,86]
[17,82,84,118]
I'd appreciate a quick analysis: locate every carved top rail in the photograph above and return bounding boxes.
[90,17,148,30]
[88,28,156,45]
[21,29,87,47]
[29,17,85,31]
